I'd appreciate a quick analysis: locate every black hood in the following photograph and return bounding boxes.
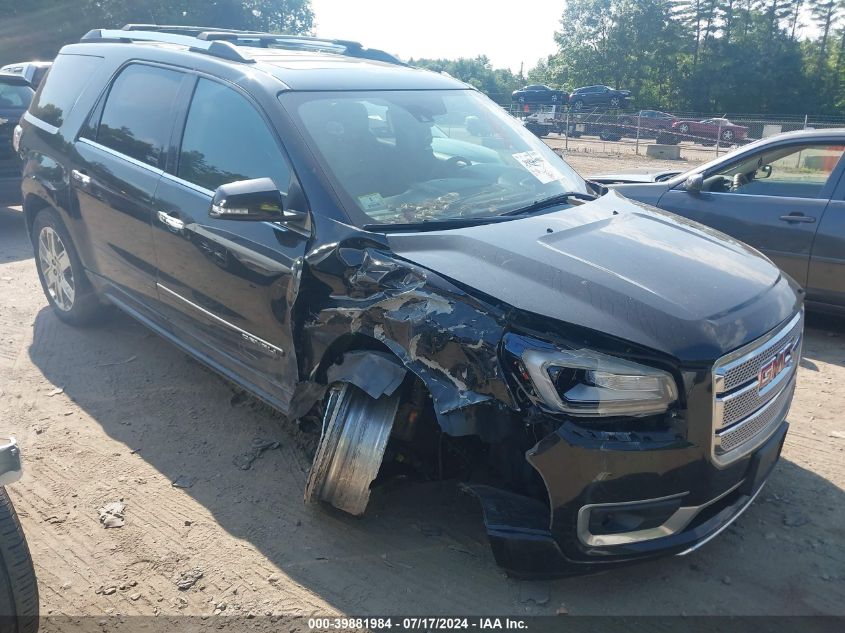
[388,191,801,363]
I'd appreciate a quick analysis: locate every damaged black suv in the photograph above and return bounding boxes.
[18,26,804,577]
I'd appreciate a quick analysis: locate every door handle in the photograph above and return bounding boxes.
[779,213,816,224]
[157,210,185,232]
[71,169,91,186]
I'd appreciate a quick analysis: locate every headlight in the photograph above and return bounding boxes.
[511,340,678,417]
[12,124,22,154]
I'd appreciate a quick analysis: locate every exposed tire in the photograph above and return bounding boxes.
[0,488,39,633]
[31,208,108,327]
[305,383,401,516]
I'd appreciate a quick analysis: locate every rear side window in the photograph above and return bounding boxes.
[29,54,102,128]
[96,64,183,167]
[177,78,290,193]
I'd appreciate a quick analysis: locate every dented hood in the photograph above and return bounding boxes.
[387,191,801,362]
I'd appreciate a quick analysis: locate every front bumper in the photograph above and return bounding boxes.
[0,436,22,486]
[469,419,788,578]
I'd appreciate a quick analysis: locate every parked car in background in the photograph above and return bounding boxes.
[569,85,631,111]
[511,84,567,105]
[0,436,39,632]
[0,73,35,204]
[611,129,845,313]
[18,26,803,579]
[0,62,52,89]
[671,117,748,145]
[618,110,677,135]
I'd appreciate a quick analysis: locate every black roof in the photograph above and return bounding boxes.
[73,27,467,92]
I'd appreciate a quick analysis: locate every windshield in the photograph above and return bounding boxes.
[282,89,587,227]
[0,81,33,109]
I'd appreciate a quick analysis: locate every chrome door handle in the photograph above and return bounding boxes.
[71,169,91,186]
[779,213,816,224]
[157,210,185,231]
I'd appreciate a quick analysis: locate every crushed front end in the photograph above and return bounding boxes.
[469,311,802,578]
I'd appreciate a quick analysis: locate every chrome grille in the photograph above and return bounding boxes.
[717,316,804,392]
[717,383,793,453]
[712,312,803,464]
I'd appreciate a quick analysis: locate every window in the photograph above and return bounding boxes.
[708,144,845,198]
[0,81,33,108]
[287,89,586,226]
[29,54,103,128]
[178,79,290,193]
[96,64,183,167]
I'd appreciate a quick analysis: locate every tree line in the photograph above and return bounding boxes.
[2,0,843,116]
[420,1,845,116]
[0,0,313,63]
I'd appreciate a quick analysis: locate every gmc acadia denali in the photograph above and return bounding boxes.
[17,26,804,577]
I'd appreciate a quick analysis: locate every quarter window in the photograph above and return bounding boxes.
[29,54,103,128]
[96,64,183,167]
[178,78,290,193]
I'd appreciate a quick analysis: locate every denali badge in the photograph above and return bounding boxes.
[758,346,792,392]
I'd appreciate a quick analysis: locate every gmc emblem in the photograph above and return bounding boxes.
[758,346,792,392]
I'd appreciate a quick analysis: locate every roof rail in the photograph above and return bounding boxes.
[120,24,405,65]
[80,29,255,64]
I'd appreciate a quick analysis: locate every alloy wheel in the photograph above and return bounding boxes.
[38,226,75,312]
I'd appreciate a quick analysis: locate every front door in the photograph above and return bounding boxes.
[658,141,845,287]
[151,76,308,412]
[73,63,187,304]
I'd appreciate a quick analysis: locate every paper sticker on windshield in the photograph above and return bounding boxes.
[512,151,564,184]
[358,193,386,211]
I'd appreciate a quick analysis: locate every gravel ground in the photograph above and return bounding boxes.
[0,150,843,624]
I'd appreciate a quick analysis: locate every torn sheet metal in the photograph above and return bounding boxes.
[325,350,406,399]
[296,244,516,435]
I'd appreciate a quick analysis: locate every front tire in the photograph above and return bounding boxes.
[0,488,38,633]
[32,208,108,327]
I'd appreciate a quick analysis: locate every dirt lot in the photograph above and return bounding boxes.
[0,152,843,622]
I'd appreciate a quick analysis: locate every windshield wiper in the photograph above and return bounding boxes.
[500,191,597,217]
[363,215,515,233]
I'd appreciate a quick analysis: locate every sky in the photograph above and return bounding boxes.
[310,0,562,73]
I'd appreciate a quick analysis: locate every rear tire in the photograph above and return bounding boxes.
[0,488,38,633]
[32,208,108,327]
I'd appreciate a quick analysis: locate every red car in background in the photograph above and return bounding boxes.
[671,117,749,145]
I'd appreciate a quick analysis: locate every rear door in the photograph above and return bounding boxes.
[151,76,307,412]
[74,62,188,305]
[658,141,845,287]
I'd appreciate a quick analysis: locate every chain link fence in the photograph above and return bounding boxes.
[500,102,845,162]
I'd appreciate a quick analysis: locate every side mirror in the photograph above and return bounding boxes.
[210,178,303,222]
[758,164,773,179]
[683,173,704,193]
